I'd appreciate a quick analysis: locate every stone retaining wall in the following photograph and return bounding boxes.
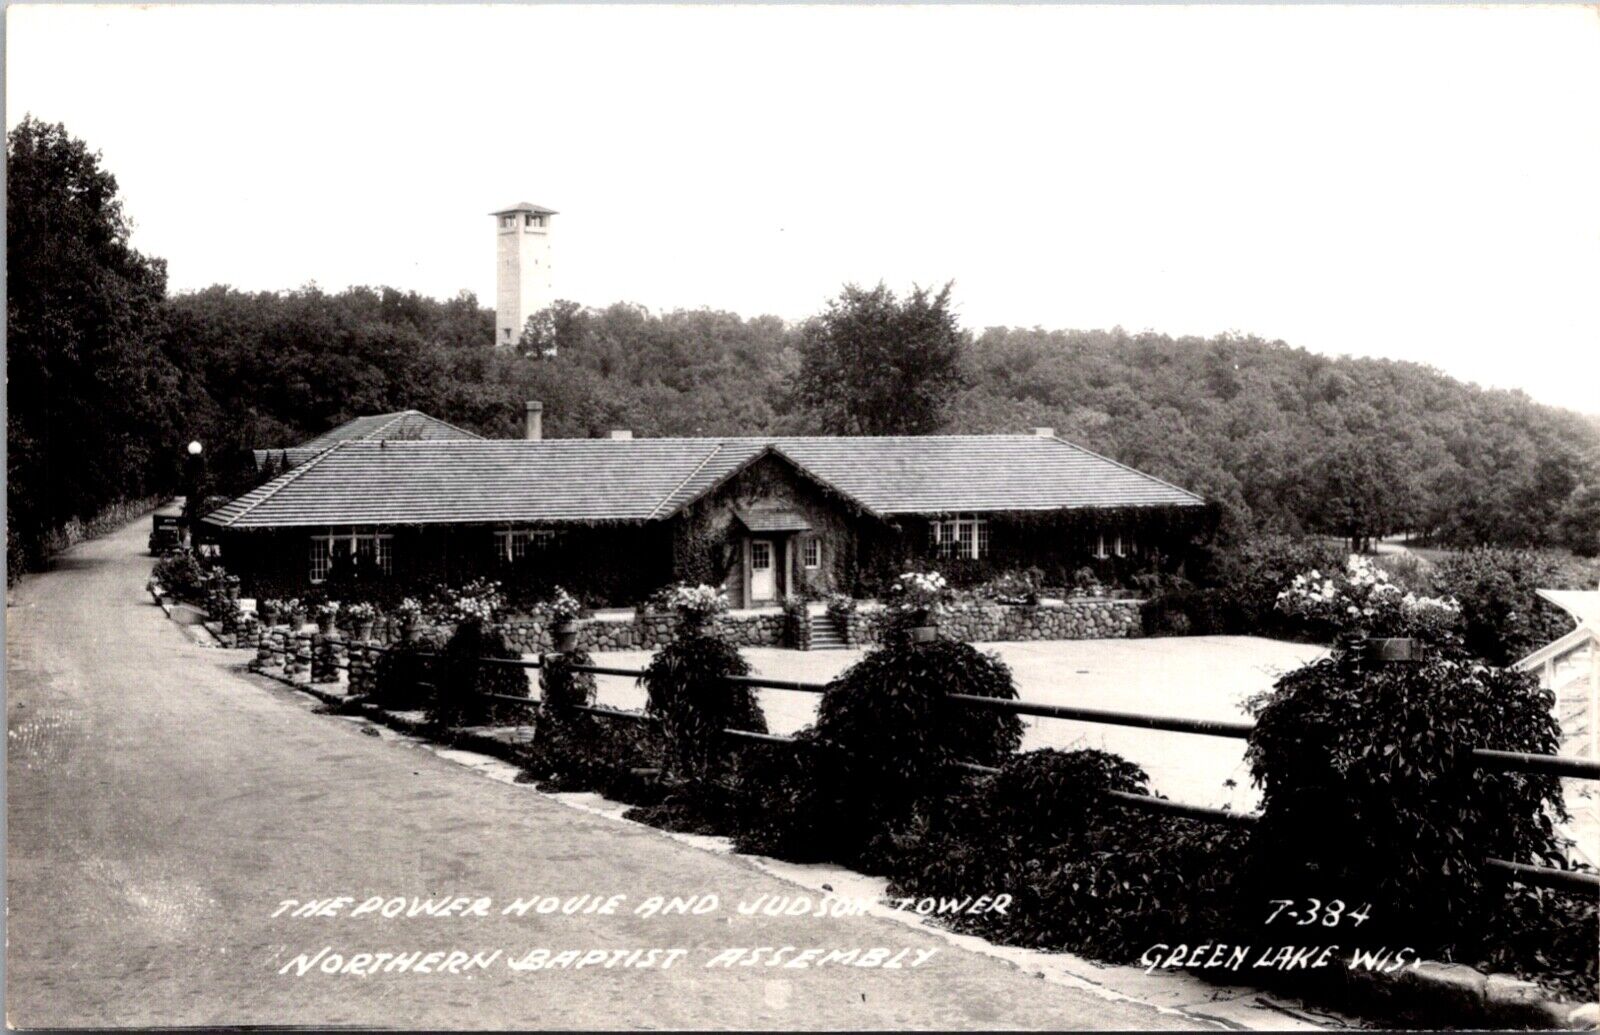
[839,598,1143,647]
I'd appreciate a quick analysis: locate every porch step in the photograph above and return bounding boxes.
[809,614,847,650]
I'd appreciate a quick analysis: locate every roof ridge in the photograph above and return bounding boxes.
[648,441,726,520]
[361,412,412,440]
[216,442,348,526]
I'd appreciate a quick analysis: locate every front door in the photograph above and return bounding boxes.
[749,539,775,603]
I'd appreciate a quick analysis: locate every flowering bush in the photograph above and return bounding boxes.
[448,578,504,623]
[891,571,953,615]
[394,597,424,622]
[547,586,583,626]
[1275,555,1461,641]
[824,592,858,621]
[314,600,340,621]
[342,601,377,623]
[665,583,728,631]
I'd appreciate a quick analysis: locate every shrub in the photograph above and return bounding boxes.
[1427,548,1580,665]
[889,750,1248,962]
[426,618,532,729]
[735,639,1021,871]
[641,617,763,784]
[1207,534,1347,635]
[976,568,1044,605]
[1244,645,1567,960]
[368,633,446,711]
[1274,555,1461,643]
[152,550,210,604]
[1140,587,1235,636]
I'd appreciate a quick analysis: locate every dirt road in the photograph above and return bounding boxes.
[5,512,1206,1029]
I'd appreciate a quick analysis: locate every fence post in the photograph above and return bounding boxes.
[312,631,346,685]
[284,632,312,683]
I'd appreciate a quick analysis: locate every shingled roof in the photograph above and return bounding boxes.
[252,410,482,470]
[208,434,1204,531]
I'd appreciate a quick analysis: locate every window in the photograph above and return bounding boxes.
[309,528,393,583]
[803,536,821,569]
[1114,534,1125,558]
[496,529,556,562]
[524,213,545,228]
[929,517,989,560]
[500,215,514,228]
[1095,533,1108,560]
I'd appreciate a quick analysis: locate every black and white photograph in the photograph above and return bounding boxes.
[4,3,1598,1030]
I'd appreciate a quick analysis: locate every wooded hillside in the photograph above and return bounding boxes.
[9,118,1598,574]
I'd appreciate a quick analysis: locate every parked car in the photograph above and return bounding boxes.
[148,514,183,556]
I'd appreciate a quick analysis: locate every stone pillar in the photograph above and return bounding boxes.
[311,632,346,684]
[348,644,377,697]
[284,632,313,683]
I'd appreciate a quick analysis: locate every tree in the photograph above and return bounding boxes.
[791,281,969,435]
[7,117,187,572]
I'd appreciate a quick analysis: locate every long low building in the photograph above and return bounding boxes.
[207,407,1213,607]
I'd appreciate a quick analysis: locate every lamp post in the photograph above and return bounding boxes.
[183,440,205,550]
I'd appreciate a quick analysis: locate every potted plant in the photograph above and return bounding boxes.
[548,586,584,651]
[284,597,307,629]
[344,601,378,642]
[395,597,424,642]
[892,570,951,643]
[259,598,283,625]
[668,583,729,637]
[314,600,340,635]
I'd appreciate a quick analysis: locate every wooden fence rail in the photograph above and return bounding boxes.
[343,641,1599,894]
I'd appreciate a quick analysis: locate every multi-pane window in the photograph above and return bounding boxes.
[1095,533,1109,560]
[929,517,989,560]
[309,528,393,584]
[496,529,556,562]
[803,536,821,569]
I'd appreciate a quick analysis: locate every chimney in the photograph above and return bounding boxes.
[524,401,543,441]
[609,429,633,440]
[1033,427,1055,438]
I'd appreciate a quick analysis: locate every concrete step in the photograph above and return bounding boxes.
[809,615,847,649]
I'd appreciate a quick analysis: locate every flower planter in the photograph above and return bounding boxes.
[260,605,280,626]
[401,619,420,644]
[910,625,939,644]
[287,608,307,630]
[355,620,375,643]
[317,617,337,635]
[552,620,579,652]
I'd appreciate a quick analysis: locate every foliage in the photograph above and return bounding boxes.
[443,578,504,624]
[1479,884,1598,1002]
[791,281,970,436]
[735,639,1021,871]
[538,648,597,717]
[640,626,762,783]
[661,582,729,636]
[342,601,377,623]
[1274,555,1461,642]
[368,634,445,711]
[546,586,584,625]
[1244,646,1567,960]
[978,566,1045,605]
[151,550,210,604]
[890,751,1249,962]
[1426,548,1586,665]
[1146,534,1349,638]
[394,597,424,622]
[8,118,192,574]
[426,618,531,729]
[521,714,667,807]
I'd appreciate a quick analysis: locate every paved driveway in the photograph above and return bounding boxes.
[5,512,1205,1030]
[588,637,1325,813]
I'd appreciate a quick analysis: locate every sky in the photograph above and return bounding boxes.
[7,4,1599,414]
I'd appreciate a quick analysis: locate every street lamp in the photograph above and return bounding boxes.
[183,440,206,549]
